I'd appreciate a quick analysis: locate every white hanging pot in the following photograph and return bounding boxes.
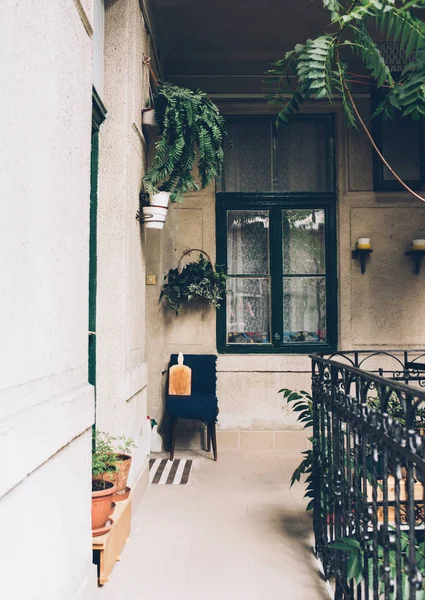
[151,191,170,208]
[142,206,167,230]
[142,108,156,127]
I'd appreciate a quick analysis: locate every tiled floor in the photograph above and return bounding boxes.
[96,436,330,600]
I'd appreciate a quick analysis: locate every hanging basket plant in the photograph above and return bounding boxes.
[142,62,228,203]
[160,249,228,314]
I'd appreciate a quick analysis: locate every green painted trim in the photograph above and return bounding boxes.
[92,86,107,131]
[88,128,98,386]
[216,194,338,355]
[270,206,283,347]
[88,87,105,388]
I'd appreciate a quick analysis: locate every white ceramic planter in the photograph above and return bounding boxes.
[142,108,156,127]
[142,206,167,230]
[151,191,170,208]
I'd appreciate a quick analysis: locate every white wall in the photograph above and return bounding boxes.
[0,1,95,598]
[96,0,150,485]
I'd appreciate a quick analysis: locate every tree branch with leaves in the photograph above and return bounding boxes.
[268,0,425,201]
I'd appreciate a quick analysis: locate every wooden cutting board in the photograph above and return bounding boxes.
[169,352,192,395]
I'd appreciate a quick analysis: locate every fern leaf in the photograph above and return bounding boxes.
[352,26,394,88]
[323,0,341,20]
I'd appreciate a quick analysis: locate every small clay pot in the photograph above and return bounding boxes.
[102,454,132,494]
[91,480,116,530]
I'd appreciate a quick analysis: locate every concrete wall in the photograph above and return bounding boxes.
[0,1,96,598]
[1,0,152,596]
[145,100,425,446]
[96,0,150,488]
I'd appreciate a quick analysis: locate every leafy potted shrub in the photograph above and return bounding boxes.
[143,81,228,204]
[92,432,118,534]
[160,249,227,315]
[101,434,137,501]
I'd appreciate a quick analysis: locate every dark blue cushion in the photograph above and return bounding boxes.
[169,354,217,395]
[166,394,218,422]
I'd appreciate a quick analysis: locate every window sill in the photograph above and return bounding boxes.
[218,343,336,355]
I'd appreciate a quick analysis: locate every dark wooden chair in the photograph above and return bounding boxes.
[166,354,218,461]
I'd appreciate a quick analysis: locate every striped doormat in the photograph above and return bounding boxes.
[149,458,193,485]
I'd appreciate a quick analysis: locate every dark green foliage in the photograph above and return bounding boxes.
[279,388,315,511]
[143,82,228,203]
[160,255,228,314]
[268,0,425,127]
[367,392,425,427]
[329,532,425,597]
[280,386,425,513]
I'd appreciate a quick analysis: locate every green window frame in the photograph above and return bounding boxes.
[216,114,337,354]
[371,86,425,191]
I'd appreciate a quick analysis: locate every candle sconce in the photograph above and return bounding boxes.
[405,239,425,274]
[352,238,373,274]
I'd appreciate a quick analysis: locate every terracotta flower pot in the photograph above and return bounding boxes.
[92,480,116,530]
[102,454,132,494]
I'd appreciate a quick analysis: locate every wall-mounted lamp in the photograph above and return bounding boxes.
[352,238,373,274]
[405,239,425,274]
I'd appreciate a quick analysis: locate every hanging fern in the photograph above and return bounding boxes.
[268,0,425,129]
[143,82,228,203]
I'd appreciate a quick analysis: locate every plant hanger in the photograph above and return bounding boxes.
[160,249,227,314]
[177,248,216,274]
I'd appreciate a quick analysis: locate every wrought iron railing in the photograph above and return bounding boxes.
[311,350,425,600]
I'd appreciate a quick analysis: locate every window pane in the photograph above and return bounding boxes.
[227,278,271,344]
[227,210,270,275]
[282,209,326,274]
[283,277,326,343]
[222,121,272,192]
[382,117,421,181]
[276,119,330,191]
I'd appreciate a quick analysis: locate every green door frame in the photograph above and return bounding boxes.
[89,88,107,397]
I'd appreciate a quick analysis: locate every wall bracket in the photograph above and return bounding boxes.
[352,248,373,274]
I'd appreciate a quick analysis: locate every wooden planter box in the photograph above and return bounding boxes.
[92,497,131,585]
[366,476,424,526]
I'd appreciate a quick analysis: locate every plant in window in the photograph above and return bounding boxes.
[160,250,228,314]
[268,0,425,202]
[143,81,228,204]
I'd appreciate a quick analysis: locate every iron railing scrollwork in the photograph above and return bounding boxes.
[311,351,425,600]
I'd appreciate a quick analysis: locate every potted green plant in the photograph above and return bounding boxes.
[143,81,228,204]
[102,434,137,500]
[160,249,228,315]
[92,432,118,534]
